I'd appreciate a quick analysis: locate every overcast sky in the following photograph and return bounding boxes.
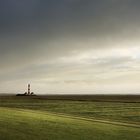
[1,0,140,94]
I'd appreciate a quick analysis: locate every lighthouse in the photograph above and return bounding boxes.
[16,84,35,96]
[28,84,30,95]
[24,84,35,96]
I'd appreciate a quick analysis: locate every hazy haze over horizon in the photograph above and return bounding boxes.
[1,0,140,94]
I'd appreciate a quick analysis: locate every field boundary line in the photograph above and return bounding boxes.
[45,111,140,128]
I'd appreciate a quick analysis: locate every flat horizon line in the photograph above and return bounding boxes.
[0,93,140,96]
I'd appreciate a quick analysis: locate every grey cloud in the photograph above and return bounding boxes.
[1,0,140,93]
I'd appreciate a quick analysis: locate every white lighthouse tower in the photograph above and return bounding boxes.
[28,84,30,95]
[24,84,34,96]
[16,84,35,96]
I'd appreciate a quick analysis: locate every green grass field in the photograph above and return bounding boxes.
[0,96,139,140]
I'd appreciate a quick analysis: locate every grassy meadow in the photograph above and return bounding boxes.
[0,96,139,140]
